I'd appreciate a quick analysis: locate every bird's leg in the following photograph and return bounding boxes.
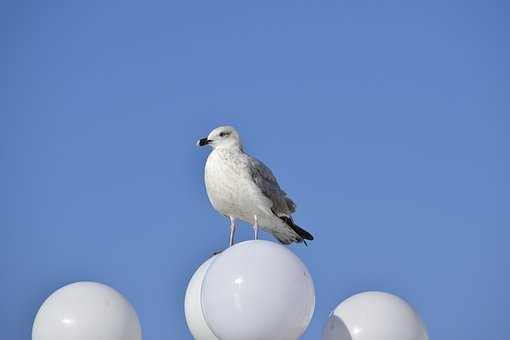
[229,216,236,247]
[213,216,236,255]
[253,215,259,240]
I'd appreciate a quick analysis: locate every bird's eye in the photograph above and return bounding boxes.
[219,132,228,137]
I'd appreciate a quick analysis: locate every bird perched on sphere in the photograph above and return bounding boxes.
[197,125,313,247]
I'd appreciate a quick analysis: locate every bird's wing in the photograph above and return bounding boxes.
[247,156,296,216]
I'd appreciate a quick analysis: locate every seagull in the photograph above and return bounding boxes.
[197,125,313,247]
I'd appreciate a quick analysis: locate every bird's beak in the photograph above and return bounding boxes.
[197,137,211,147]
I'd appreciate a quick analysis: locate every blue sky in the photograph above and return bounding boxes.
[2,1,509,339]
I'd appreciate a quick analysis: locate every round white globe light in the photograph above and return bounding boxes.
[201,240,315,340]
[184,256,219,340]
[32,281,142,340]
[322,291,428,340]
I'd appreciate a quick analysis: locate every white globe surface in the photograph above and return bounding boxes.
[323,291,428,340]
[184,256,219,340]
[32,281,142,340]
[201,240,315,340]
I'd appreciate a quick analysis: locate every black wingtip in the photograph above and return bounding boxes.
[292,224,314,241]
[277,214,314,241]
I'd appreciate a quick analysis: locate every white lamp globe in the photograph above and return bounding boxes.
[184,256,219,340]
[32,281,142,340]
[201,240,315,340]
[322,291,428,340]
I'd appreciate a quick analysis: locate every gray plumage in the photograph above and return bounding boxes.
[248,157,296,215]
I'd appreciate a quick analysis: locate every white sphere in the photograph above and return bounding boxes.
[184,256,219,340]
[201,240,315,340]
[322,291,428,340]
[32,281,142,340]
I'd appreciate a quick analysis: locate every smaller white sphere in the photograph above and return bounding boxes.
[201,240,315,340]
[184,256,219,340]
[322,291,428,340]
[32,281,142,340]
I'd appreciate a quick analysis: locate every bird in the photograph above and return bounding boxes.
[197,125,313,247]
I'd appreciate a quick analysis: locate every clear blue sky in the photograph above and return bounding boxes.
[2,1,509,339]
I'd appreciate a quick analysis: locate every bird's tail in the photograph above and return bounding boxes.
[289,223,314,242]
[274,215,314,245]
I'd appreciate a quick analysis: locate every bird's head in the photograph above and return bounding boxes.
[197,126,242,150]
